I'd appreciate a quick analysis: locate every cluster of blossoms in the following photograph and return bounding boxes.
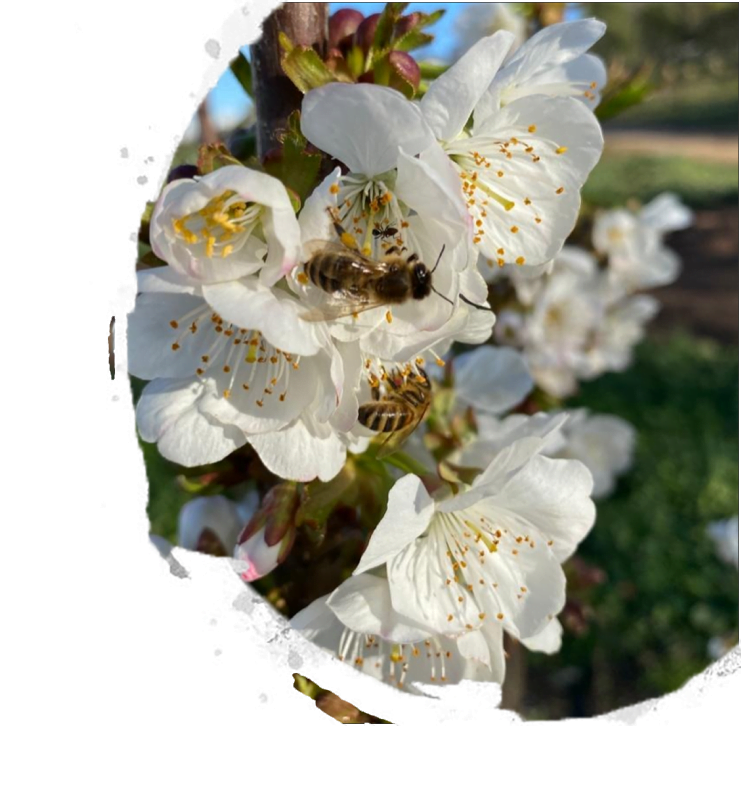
[135,13,663,692]
[490,193,693,398]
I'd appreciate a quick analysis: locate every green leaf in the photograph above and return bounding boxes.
[372,3,409,55]
[596,68,655,123]
[262,110,322,204]
[391,29,434,53]
[229,52,253,98]
[281,45,338,94]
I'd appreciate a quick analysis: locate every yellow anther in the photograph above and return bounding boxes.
[528,124,537,133]
[555,146,568,155]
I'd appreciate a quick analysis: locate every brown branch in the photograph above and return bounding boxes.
[250,3,328,159]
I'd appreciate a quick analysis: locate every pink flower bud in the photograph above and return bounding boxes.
[329,8,364,50]
[234,484,300,581]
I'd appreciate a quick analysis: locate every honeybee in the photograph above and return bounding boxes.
[358,368,432,455]
[299,208,490,322]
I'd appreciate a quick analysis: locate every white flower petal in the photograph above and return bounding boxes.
[455,412,566,471]
[177,496,242,552]
[454,345,533,415]
[137,265,203,295]
[521,617,563,654]
[559,412,635,499]
[639,192,694,233]
[301,83,435,176]
[492,454,596,562]
[395,148,470,234]
[465,95,603,266]
[202,278,329,356]
[421,30,514,141]
[327,574,434,643]
[128,293,213,380]
[386,532,486,635]
[481,19,607,113]
[247,417,346,482]
[354,475,436,575]
[136,377,247,466]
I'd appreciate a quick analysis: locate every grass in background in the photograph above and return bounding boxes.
[526,333,739,718]
[583,152,739,210]
[613,78,739,132]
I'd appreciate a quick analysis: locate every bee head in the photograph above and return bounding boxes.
[412,262,432,299]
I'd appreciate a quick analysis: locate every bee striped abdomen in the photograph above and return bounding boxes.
[305,254,364,296]
[358,401,414,433]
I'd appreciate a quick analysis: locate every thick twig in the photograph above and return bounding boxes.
[250,3,328,159]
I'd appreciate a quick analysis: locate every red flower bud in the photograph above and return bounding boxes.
[394,12,422,38]
[354,13,381,52]
[388,51,421,93]
[329,8,364,50]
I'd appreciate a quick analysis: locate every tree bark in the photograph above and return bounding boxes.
[250,3,329,159]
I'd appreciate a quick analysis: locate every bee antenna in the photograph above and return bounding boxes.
[432,286,454,306]
[459,293,491,311]
[430,244,446,274]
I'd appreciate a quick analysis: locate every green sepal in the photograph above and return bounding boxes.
[197,143,242,175]
[281,43,339,94]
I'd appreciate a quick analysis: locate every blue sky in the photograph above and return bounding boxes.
[201,3,580,130]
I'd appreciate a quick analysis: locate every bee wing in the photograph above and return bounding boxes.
[299,297,389,323]
[302,239,392,277]
[302,239,357,259]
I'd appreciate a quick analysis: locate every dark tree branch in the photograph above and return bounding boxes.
[250,3,329,159]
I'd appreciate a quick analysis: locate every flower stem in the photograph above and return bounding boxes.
[380,451,431,476]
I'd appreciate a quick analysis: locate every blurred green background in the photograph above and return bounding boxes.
[135,2,738,720]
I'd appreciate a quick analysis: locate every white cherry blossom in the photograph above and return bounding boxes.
[292,573,505,690]
[150,165,301,286]
[176,492,259,554]
[593,193,693,296]
[128,267,360,480]
[512,252,603,397]
[420,30,604,272]
[298,86,489,361]
[353,427,595,641]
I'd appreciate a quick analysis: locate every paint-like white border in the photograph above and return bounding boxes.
[7,0,738,795]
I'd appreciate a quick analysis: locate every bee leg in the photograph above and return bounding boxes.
[326,206,360,252]
[406,253,418,263]
[385,245,401,255]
